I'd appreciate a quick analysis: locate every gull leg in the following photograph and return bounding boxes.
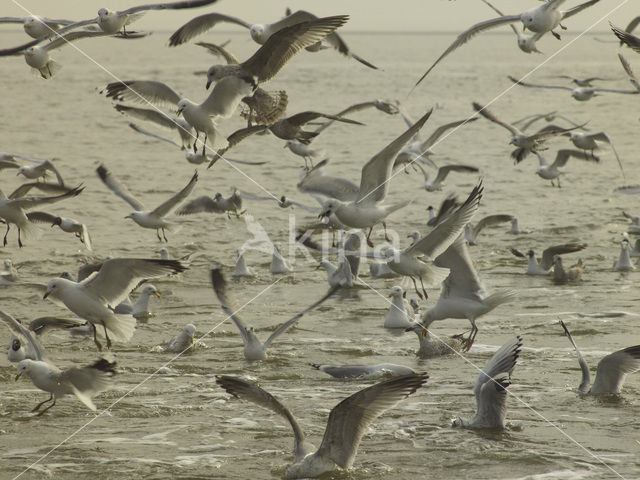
[418,275,429,300]
[552,30,561,40]
[383,221,391,242]
[37,396,57,416]
[410,276,424,300]
[557,177,562,188]
[162,228,168,242]
[92,323,103,351]
[17,227,23,248]
[31,393,53,412]
[463,319,478,352]
[202,134,208,156]
[193,132,199,153]
[3,223,9,246]
[103,324,112,349]
[156,229,162,242]
[366,227,374,248]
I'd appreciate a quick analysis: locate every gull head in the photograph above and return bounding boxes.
[4,259,13,269]
[176,99,189,116]
[24,16,38,27]
[11,338,21,352]
[407,231,420,244]
[125,212,142,222]
[452,417,464,427]
[205,66,221,89]
[183,324,196,336]
[527,250,535,259]
[15,359,33,381]
[142,285,160,298]
[157,247,169,259]
[43,278,64,300]
[249,24,266,44]
[51,217,63,228]
[383,246,400,262]
[553,255,562,268]
[273,241,282,253]
[389,285,404,298]
[97,8,111,19]
[319,200,339,222]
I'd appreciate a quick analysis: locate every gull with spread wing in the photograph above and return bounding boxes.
[453,336,522,428]
[210,269,337,361]
[560,321,640,394]
[464,214,515,245]
[0,15,75,39]
[416,163,479,192]
[480,0,546,53]
[26,211,92,251]
[97,164,197,242]
[510,242,586,275]
[414,0,601,86]
[215,373,426,479]
[508,75,640,101]
[611,23,640,54]
[319,110,433,247]
[533,149,599,187]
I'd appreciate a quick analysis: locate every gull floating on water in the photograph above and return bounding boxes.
[26,211,92,251]
[320,110,433,247]
[164,323,197,353]
[552,255,583,283]
[405,322,464,358]
[43,257,187,350]
[533,149,598,187]
[508,75,640,101]
[215,373,426,478]
[0,259,20,284]
[560,320,640,394]
[270,242,291,274]
[510,242,586,275]
[453,336,522,429]
[311,362,416,379]
[613,240,635,272]
[413,0,601,86]
[318,258,353,288]
[384,286,414,329]
[210,269,336,360]
[113,284,160,320]
[233,248,254,277]
[97,164,197,242]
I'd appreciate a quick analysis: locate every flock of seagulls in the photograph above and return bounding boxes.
[1,1,640,479]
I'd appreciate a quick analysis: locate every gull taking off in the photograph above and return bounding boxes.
[510,243,586,275]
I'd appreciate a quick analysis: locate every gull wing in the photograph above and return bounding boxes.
[590,132,624,176]
[510,247,526,259]
[480,0,520,37]
[25,211,57,224]
[297,173,360,202]
[62,358,116,410]
[176,196,221,215]
[43,30,110,52]
[421,118,478,150]
[201,75,254,118]
[286,111,363,128]
[471,214,514,238]
[414,15,520,87]
[0,308,45,361]
[539,243,586,270]
[529,123,586,142]
[472,102,521,136]
[560,320,591,393]
[102,80,182,107]
[96,164,145,210]
[122,0,218,15]
[624,16,640,35]
[195,41,240,63]
[216,375,309,460]
[590,345,640,394]
[28,316,85,336]
[316,373,427,469]
[561,0,601,20]
[151,171,198,217]
[429,194,460,227]
[473,336,522,403]
[433,164,479,185]
[611,24,640,53]
[9,182,72,199]
[208,125,268,166]
[551,149,598,169]
[128,122,182,148]
[10,186,83,210]
[357,109,433,204]
[209,269,250,344]
[407,182,482,259]
[116,104,182,131]
[264,286,339,347]
[168,12,251,46]
[81,258,186,307]
[434,235,485,301]
[242,15,348,83]
[507,75,572,92]
[42,159,64,186]
[618,54,640,92]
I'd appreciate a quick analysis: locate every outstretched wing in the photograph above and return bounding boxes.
[151,171,198,217]
[102,80,182,107]
[168,12,251,46]
[0,308,45,361]
[209,269,249,343]
[472,101,521,136]
[96,164,146,211]
[590,345,640,394]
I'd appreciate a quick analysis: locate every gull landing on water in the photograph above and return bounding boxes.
[215,373,426,479]
[510,243,586,275]
[560,321,640,394]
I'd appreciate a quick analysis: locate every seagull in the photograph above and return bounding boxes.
[611,23,640,53]
[510,243,587,275]
[16,158,65,185]
[472,101,580,162]
[1,309,42,363]
[296,159,360,202]
[552,255,583,283]
[284,140,326,168]
[233,248,254,277]
[8,181,73,199]
[384,286,413,328]
[617,53,640,93]
[0,185,83,247]
[0,15,75,39]
[204,15,349,92]
[507,218,521,234]
[215,373,426,479]
[560,321,640,394]
[103,76,255,154]
[319,110,433,247]
[422,235,517,351]
[0,259,21,284]
[479,0,546,53]
[404,323,464,358]
[623,211,640,234]
[176,189,244,217]
[0,30,146,79]
[464,214,515,245]
[453,336,522,429]
[613,240,635,272]
[318,258,352,288]
[171,9,376,69]
[413,0,601,85]
[43,258,187,350]
[26,211,92,250]
[415,164,479,192]
[382,183,483,299]
[561,131,624,177]
[113,284,160,320]
[164,323,196,353]
[270,242,290,274]
[512,111,587,131]
[310,363,415,379]
[210,269,336,361]
[28,316,85,336]
[1,306,116,415]
[533,149,599,187]
[46,0,218,37]
[96,165,197,241]
[508,75,640,101]
[114,104,194,150]
[369,262,398,279]
[555,75,610,87]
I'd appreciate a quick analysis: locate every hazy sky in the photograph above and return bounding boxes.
[2,0,636,33]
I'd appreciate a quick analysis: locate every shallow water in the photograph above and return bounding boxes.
[0,17,639,480]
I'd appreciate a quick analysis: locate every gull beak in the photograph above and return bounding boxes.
[153,290,161,298]
[404,325,414,332]
[422,329,427,338]
[205,79,212,90]
[15,372,22,381]
[388,292,394,297]
[43,290,50,300]
[314,264,322,270]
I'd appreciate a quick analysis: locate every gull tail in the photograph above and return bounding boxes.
[483,290,517,312]
[37,60,62,80]
[383,200,412,217]
[104,314,137,342]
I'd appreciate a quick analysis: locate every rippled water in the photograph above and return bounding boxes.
[0,23,639,480]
